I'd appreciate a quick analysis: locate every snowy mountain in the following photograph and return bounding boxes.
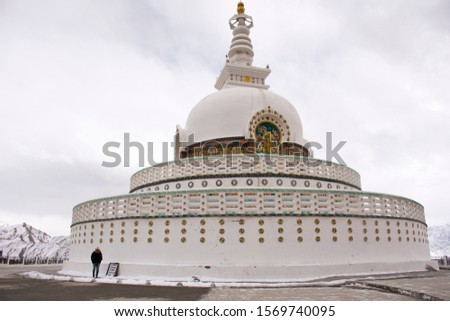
[428,224,450,257]
[0,223,69,260]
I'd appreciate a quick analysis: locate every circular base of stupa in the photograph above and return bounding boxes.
[62,260,438,283]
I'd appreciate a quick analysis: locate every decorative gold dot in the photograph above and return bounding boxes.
[347,219,352,225]
[200,237,206,243]
[375,220,379,226]
[99,239,103,244]
[315,227,320,233]
[297,227,303,233]
[100,231,103,236]
[278,227,284,233]
[278,219,283,225]
[348,236,353,242]
[333,236,338,242]
[164,229,170,235]
[258,228,264,234]
[315,219,320,225]
[259,237,264,243]
[398,229,401,234]
[219,237,225,243]
[91,224,95,229]
[147,238,152,243]
[200,219,206,225]
[165,220,170,226]
[397,221,400,227]
[200,228,206,234]
[348,227,353,233]
[134,229,138,235]
[332,228,337,234]
[133,237,138,243]
[219,219,225,225]
[121,222,125,227]
[164,237,169,243]
[134,221,139,226]
[388,236,392,242]
[181,237,186,243]
[219,228,225,234]
[258,219,264,225]
[364,236,368,242]
[239,237,245,243]
[297,219,302,225]
[121,230,125,235]
[181,228,187,234]
[375,228,379,234]
[331,219,336,225]
[363,220,367,226]
[148,221,153,227]
[120,237,124,243]
[297,236,303,242]
[399,237,402,242]
[363,228,367,234]
[278,236,284,242]
[407,237,410,242]
[239,219,245,225]
[91,232,94,236]
[148,229,153,235]
[109,238,113,243]
[239,228,245,234]
[182,220,187,225]
[376,236,380,242]
[387,229,391,234]
[315,236,321,242]
[100,223,104,228]
[386,221,390,226]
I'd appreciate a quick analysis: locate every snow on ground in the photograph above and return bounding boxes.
[19,270,419,289]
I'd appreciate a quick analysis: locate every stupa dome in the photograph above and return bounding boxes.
[183,86,307,145]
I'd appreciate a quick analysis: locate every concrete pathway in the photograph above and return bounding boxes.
[1,265,449,301]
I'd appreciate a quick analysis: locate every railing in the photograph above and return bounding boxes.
[129,155,362,191]
[0,257,67,265]
[72,189,426,225]
[431,256,450,267]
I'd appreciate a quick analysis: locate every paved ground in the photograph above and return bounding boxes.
[0,266,207,301]
[1,265,449,301]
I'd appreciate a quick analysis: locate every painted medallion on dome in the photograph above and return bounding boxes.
[255,122,281,154]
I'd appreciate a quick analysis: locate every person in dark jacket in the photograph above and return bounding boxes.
[91,247,103,278]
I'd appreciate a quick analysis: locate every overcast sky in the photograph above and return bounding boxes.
[1,0,449,236]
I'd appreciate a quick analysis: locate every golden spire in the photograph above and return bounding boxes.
[237,2,245,14]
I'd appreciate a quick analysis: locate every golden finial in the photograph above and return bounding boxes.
[237,2,245,14]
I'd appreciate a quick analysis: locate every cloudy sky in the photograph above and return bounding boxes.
[0,0,449,236]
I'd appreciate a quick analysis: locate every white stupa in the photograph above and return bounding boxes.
[64,2,436,281]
